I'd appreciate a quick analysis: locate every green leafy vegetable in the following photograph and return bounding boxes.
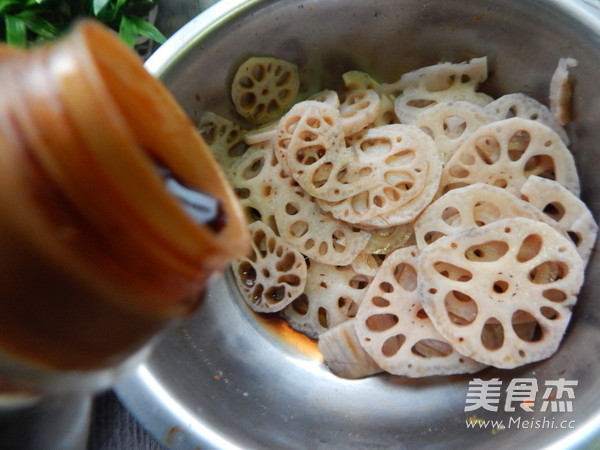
[0,0,165,48]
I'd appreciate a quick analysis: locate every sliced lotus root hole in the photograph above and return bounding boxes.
[296,146,327,166]
[338,295,360,317]
[441,206,461,226]
[411,339,453,358]
[289,293,309,316]
[464,240,509,262]
[245,207,262,222]
[240,153,266,180]
[524,155,557,180]
[520,175,598,263]
[379,334,405,357]
[444,290,477,326]
[516,233,543,262]
[529,260,569,284]
[422,231,447,245]
[440,118,580,198]
[541,202,566,221]
[367,263,416,302]
[231,56,300,123]
[232,221,307,313]
[564,229,581,247]
[543,288,568,303]
[443,117,467,138]
[419,217,584,369]
[366,313,399,332]
[415,183,550,250]
[282,262,372,339]
[434,262,473,282]
[480,318,504,350]
[354,246,485,377]
[350,273,371,290]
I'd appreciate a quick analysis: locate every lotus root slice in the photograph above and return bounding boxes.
[231,56,300,123]
[419,217,584,369]
[233,221,307,313]
[355,246,485,377]
[521,175,598,263]
[198,112,247,169]
[440,117,579,197]
[377,57,489,96]
[484,93,569,144]
[317,124,442,226]
[339,89,382,136]
[282,262,372,338]
[318,319,382,379]
[231,143,370,265]
[413,101,493,164]
[414,183,553,249]
[274,101,358,201]
[549,57,578,126]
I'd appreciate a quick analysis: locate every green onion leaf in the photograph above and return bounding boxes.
[0,1,17,15]
[123,14,164,44]
[21,16,59,39]
[1,0,165,49]
[5,15,26,47]
[93,0,110,16]
[118,13,137,47]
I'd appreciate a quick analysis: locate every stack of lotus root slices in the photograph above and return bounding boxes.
[200,55,597,379]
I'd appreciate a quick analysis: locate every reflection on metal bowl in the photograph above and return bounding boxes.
[117,0,600,448]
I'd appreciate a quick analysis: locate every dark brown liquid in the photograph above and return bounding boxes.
[254,313,322,360]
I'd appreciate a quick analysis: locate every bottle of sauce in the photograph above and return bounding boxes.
[0,20,249,387]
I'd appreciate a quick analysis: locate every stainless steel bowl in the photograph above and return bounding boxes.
[116,0,600,448]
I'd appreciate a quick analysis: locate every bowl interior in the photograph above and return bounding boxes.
[118,0,600,448]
